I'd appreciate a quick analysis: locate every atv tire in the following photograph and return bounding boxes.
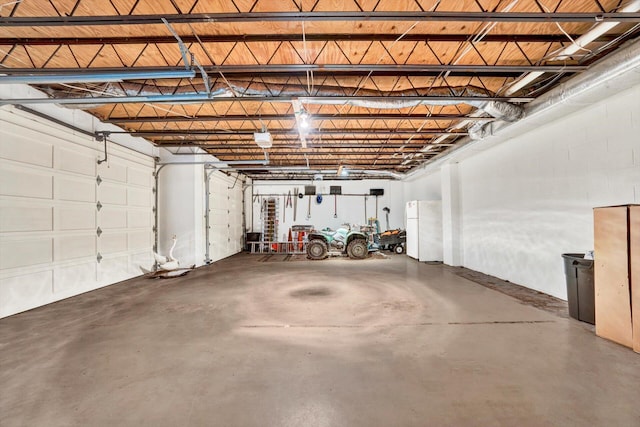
[347,239,368,259]
[307,239,328,260]
[394,244,405,254]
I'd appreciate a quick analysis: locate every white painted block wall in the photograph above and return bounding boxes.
[249,180,405,238]
[407,84,640,299]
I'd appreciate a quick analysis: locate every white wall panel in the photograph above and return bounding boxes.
[407,83,640,300]
[0,107,154,318]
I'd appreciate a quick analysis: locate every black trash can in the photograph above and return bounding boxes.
[561,253,595,324]
[245,232,262,252]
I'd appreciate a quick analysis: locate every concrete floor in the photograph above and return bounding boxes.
[1,254,639,427]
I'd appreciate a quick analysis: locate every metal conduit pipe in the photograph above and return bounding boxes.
[0,70,196,84]
[503,0,640,97]
[407,37,640,178]
[203,168,216,264]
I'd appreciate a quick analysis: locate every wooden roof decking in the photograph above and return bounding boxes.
[1,0,639,178]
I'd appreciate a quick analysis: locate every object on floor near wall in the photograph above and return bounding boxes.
[561,253,595,324]
[140,265,196,279]
[153,235,180,271]
[406,200,443,262]
[593,205,639,353]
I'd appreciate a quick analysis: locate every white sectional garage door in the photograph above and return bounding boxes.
[208,172,243,262]
[0,108,154,318]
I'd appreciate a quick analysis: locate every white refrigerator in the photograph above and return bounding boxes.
[406,200,443,262]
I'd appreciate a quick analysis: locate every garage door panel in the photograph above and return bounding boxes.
[53,262,97,295]
[54,235,96,261]
[127,187,151,207]
[98,162,127,183]
[56,147,96,177]
[56,206,96,231]
[128,230,152,251]
[127,167,151,187]
[0,237,53,269]
[98,256,130,284]
[99,182,127,205]
[100,232,128,254]
[0,166,53,199]
[0,271,53,318]
[55,176,95,202]
[0,109,155,318]
[0,205,53,232]
[127,210,152,228]
[100,206,127,229]
[0,134,53,168]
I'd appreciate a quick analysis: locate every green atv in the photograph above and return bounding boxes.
[306,225,369,260]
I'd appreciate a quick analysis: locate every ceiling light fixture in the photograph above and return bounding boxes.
[292,99,309,148]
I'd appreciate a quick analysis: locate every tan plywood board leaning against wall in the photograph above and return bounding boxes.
[630,206,640,353]
[594,206,633,348]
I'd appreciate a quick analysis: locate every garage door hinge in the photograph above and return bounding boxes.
[152,206,156,213]
[152,226,157,233]
[152,187,156,194]
[96,201,102,211]
[96,175,102,185]
[96,227,103,237]
[96,253,102,263]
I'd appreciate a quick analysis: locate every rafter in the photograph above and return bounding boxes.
[2,12,639,27]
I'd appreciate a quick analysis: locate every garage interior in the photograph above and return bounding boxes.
[1,1,639,425]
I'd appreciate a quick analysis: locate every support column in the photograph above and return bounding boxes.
[441,163,463,266]
[158,156,205,268]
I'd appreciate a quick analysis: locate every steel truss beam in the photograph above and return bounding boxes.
[3,64,587,76]
[2,12,640,27]
[156,142,441,148]
[191,151,424,156]
[110,129,468,137]
[0,33,619,45]
[106,114,494,123]
[2,94,533,106]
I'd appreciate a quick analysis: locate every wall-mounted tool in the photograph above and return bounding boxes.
[284,190,292,222]
[293,188,299,221]
[370,188,384,218]
[330,186,341,218]
[307,195,312,220]
[383,207,391,230]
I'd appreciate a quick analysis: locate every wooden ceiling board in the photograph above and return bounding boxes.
[3,0,637,176]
